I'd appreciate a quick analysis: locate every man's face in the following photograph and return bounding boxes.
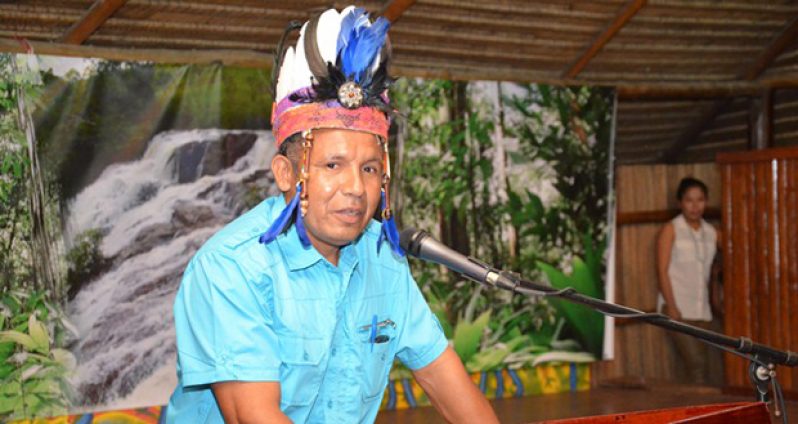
[301,129,384,254]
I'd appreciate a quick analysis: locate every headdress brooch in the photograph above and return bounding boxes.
[258,6,402,256]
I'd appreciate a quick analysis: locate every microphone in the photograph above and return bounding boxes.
[399,228,518,291]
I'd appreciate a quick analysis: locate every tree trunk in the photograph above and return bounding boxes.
[493,82,516,261]
[441,81,471,257]
[392,110,406,227]
[12,55,61,302]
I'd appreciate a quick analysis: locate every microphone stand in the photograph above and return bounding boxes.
[469,265,796,420]
[399,227,793,420]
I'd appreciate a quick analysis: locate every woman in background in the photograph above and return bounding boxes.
[657,177,723,385]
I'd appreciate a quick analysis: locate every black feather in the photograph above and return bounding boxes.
[287,54,394,120]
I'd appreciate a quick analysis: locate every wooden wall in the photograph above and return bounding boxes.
[718,147,798,396]
[594,163,721,385]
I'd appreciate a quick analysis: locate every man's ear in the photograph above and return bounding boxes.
[271,154,296,193]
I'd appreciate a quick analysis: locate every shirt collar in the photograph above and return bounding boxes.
[269,193,360,272]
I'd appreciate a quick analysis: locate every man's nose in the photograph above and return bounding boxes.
[342,165,365,197]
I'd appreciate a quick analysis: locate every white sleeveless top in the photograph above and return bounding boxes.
[658,214,717,321]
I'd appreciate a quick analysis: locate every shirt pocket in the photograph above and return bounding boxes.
[278,336,327,409]
[350,315,398,402]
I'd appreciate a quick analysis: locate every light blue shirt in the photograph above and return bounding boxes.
[165,194,448,423]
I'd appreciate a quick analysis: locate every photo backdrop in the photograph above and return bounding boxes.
[0,53,615,419]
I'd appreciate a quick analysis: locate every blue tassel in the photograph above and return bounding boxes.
[259,186,301,245]
[377,191,404,256]
[259,184,312,248]
[294,186,312,248]
[336,8,390,83]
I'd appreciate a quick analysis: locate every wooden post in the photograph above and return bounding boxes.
[562,0,646,79]
[379,0,416,23]
[60,0,128,44]
[748,88,773,150]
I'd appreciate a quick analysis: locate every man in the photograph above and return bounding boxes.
[165,6,498,423]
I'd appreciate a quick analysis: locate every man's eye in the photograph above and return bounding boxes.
[364,166,377,173]
[326,163,338,169]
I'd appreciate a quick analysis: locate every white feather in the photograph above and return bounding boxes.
[293,22,314,90]
[316,8,342,65]
[275,46,294,102]
[340,5,357,20]
[371,43,382,73]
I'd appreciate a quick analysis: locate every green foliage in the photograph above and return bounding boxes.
[506,84,612,261]
[537,254,605,356]
[1,54,65,296]
[392,80,554,350]
[220,67,272,129]
[0,55,35,289]
[453,310,491,363]
[1,53,73,420]
[0,290,75,420]
[64,229,106,298]
[391,79,613,363]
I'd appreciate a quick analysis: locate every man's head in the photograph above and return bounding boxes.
[272,129,384,254]
[259,6,403,258]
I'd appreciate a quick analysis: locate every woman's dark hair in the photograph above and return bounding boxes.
[676,177,708,200]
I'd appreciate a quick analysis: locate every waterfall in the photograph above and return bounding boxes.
[65,129,277,409]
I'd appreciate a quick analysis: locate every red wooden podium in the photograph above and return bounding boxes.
[535,402,771,423]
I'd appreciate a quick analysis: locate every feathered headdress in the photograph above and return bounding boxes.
[270,6,393,145]
[260,6,403,257]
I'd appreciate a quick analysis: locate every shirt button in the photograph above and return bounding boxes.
[331,348,337,356]
[327,400,333,409]
[303,351,310,361]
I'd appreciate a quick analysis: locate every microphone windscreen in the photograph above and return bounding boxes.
[399,227,418,256]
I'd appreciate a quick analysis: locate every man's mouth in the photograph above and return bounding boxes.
[333,208,365,224]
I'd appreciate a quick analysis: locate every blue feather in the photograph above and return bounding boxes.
[259,187,301,245]
[337,8,390,83]
[337,8,368,57]
[383,214,403,256]
[377,191,404,256]
[294,185,312,248]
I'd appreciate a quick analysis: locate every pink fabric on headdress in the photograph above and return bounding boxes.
[272,99,389,147]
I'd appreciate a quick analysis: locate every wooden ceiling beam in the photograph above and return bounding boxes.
[0,37,272,67]
[562,0,646,78]
[740,16,798,80]
[661,15,798,162]
[616,82,761,99]
[2,33,797,98]
[660,100,732,162]
[379,0,416,23]
[60,0,128,44]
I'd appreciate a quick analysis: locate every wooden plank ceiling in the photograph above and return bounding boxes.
[2,0,798,164]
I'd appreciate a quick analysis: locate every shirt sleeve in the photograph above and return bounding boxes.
[395,269,449,370]
[174,249,281,388]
